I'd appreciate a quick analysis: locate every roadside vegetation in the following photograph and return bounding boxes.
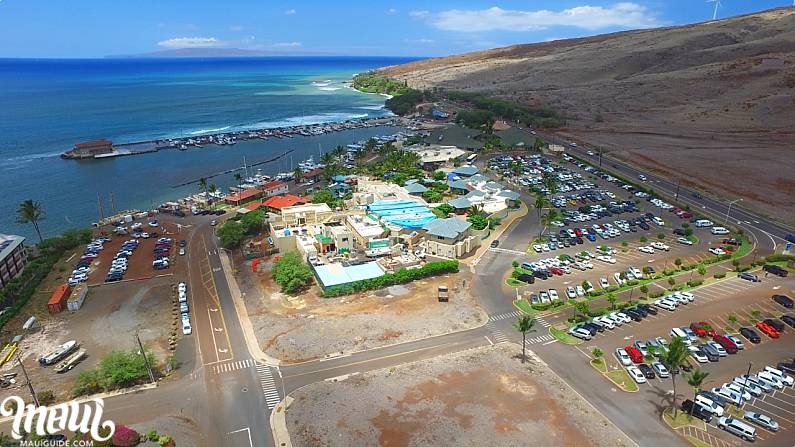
[72,348,156,397]
[271,252,315,294]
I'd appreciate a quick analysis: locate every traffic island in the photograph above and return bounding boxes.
[549,326,583,345]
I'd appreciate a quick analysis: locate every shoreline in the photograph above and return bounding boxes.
[62,115,402,160]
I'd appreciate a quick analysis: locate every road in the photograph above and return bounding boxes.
[55,138,791,447]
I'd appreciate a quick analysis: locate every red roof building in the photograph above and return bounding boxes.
[262,180,289,197]
[245,202,267,212]
[303,168,324,181]
[263,194,307,210]
[224,188,262,205]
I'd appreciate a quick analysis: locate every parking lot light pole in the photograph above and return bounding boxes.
[725,198,742,225]
[17,356,39,407]
[739,362,752,408]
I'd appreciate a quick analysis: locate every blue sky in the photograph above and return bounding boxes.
[0,0,790,57]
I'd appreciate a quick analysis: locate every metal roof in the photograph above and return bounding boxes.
[422,217,472,239]
[313,261,386,288]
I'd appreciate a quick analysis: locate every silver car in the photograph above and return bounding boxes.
[744,411,779,432]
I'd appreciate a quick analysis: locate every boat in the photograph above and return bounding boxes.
[39,340,79,366]
[55,348,87,373]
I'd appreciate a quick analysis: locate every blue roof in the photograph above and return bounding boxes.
[314,262,385,288]
[453,165,480,176]
[448,197,471,209]
[446,172,459,182]
[404,183,428,194]
[368,200,437,229]
[423,218,472,238]
[448,180,469,190]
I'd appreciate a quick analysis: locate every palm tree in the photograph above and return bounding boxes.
[198,177,209,200]
[533,195,549,221]
[364,139,377,154]
[574,301,590,320]
[467,205,486,218]
[606,293,617,310]
[686,369,710,418]
[320,151,335,167]
[540,209,559,238]
[543,173,557,195]
[660,336,691,417]
[333,145,347,159]
[293,168,303,184]
[208,184,218,204]
[16,199,45,243]
[513,315,536,363]
[234,172,243,190]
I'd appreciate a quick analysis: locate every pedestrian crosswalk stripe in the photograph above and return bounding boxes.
[488,310,522,322]
[255,364,282,410]
[212,358,253,374]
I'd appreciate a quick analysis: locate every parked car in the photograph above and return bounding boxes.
[568,326,592,340]
[615,348,632,366]
[743,411,779,432]
[782,315,795,328]
[725,334,744,350]
[755,321,780,338]
[681,400,713,423]
[652,362,670,378]
[624,346,644,363]
[739,327,761,343]
[763,318,786,332]
[763,264,788,277]
[627,366,646,384]
[638,364,655,379]
[712,335,738,354]
[738,272,760,282]
[717,417,756,442]
[772,294,794,308]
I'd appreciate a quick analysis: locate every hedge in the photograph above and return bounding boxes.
[322,260,459,297]
[687,279,704,288]
[531,301,565,312]
[714,272,727,279]
[649,290,665,299]
[766,254,795,262]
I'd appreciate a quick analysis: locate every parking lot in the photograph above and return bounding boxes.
[578,275,795,446]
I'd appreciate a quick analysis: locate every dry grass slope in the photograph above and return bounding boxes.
[380,8,795,223]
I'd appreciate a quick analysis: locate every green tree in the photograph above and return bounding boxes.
[432,170,446,181]
[467,214,489,231]
[607,293,617,310]
[667,277,676,287]
[540,209,559,238]
[513,315,536,363]
[661,337,690,417]
[234,172,243,190]
[639,236,648,243]
[640,285,649,296]
[239,210,265,234]
[312,189,337,207]
[364,138,377,154]
[686,369,710,418]
[434,203,455,218]
[422,190,443,203]
[320,151,335,166]
[591,347,604,360]
[574,301,590,319]
[533,195,550,221]
[657,233,666,240]
[99,349,153,389]
[728,314,738,326]
[512,260,519,269]
[216,220,245,249]
[16,200,45,243]
[198,177,209,200]
[697,264,707,277]
[674,258,683,268]
[208,184,218,204]
[293,168,303,184]
[271,252,314,294]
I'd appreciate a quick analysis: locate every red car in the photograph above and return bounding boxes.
[574,229,584,237]
[681,212,693,219]
[712,335,738,354]
[690,322,717,338]
[756,322,780,338]
[624,346,644,363]
[672,208,683,214]
[549,267,564,276]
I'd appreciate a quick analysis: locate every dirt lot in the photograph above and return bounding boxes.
[0,275,181,402]
[286,343,634,447]
[237,257,487,363]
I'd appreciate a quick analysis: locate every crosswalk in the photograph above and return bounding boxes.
[488,310,523,322]
[254,363,282,410]
[486,322,510,343]
[211,358,254,374]
[536,317,551,328]
[526,334,555,344]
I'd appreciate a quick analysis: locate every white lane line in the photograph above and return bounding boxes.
[227,427,253,447]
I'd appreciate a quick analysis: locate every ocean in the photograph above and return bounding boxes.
[0,56,419,240]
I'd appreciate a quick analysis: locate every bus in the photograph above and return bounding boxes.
[465,153,477,164]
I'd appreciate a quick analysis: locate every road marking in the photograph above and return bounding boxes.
[212,358,254,374]
[485,336,494,346]
[227,427,253,447]
[490,247,525,255]
[254,364,282,410]
[542,338,557,345]
[488,310,522,322]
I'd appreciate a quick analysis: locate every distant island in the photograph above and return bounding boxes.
[105,47,324,58]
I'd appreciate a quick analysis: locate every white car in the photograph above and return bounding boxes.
[652,362,670,378]
[763,366,794,386]
[676,291,695,302]
[615,348,632,366]
[638,246,655,254]
[597,255,616,264]
[612,272,626,285]
[575,285,585,296]
[568,327,592,340]
[677,237,694,245]
[178,282,187,293]
[182,320,192,335]
[148,220,159,228]
[628,266,642,278]
[709,247,726,256]
[627,366,647,384]
[655,299,676,311]
[753,372,784,390]
[726,334,744,350]
[732,377,764,396]
[594,316,615,329]
[689,346,708,363]
[723,383,753,402]
[583,281,595,293]
[650,241,670,251]
[604,314,623,327]
[612,312,631,324]
[566,287,577,299]
[599,277,610,289]
[653,217,665,226]
[548,289,559,301]
[178,290,187,303]
[695,395,724,416]
[533,245,544,253]
[712,387,743,406]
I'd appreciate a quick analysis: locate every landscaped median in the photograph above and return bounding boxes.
[549,326,583,345]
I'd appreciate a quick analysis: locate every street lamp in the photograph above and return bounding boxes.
[725,198,742,225]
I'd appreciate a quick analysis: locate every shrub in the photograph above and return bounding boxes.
[667,277,676,286]
[766,254,795,262]
[687,279,703,288]
[531,301,565,311]
[713,272,727,279]
[649,290,665,299]
[112,426,141,447]
[271,252,314,294]
[38,390,55,406]
[148,431,160,442]
[72,349,155,397]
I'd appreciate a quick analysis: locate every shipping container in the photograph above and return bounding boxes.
[67,286,88,311]
[47,284,71,314]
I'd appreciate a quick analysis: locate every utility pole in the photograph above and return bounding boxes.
[674,180,681,200]
[598,148,603,168]
[725,198,742,225]
[17,356,39,407]
[739,362,752,407]
[135,331,156,384]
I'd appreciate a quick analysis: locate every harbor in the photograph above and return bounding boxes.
[61,116,406,160]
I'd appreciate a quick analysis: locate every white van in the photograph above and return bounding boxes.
[694,219,713,227]
[717,416,756,442]
[711,226,730,235]
[670,327,690,341]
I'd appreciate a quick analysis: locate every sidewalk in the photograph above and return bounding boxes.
[270,396,293,447]
[218,250,282,367]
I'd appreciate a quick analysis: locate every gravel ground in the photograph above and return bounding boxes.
[286,344,635,447]
[238,261,487,363]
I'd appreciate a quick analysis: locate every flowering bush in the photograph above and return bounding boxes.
[112,425,141,447]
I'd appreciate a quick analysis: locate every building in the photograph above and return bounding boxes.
[404,182,428,196]
[422,218,480,259]
[452,165,480,177]
[367,200,437,230]
[324,224,353,254]
[346,214,389,249]
[262,194,307,211]
[279,203,334,227]
[448,179,470,195]
[271,224,323,259]
[0,234,27,289]
[423,125,484,150]
[224,188,263,206]
[303,168,324,183]
[408,145,465,171]
[262,180,289,197]
[312,261,386,291]
[328,183,351,198]
[63,140,114,159]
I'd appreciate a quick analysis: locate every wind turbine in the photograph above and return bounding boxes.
[707,0,722,20]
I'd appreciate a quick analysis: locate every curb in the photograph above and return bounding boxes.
[217,249,282,367]
[269,396,293,447]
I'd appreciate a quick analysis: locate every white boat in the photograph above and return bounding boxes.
[39,340,79,366]
[55,348,86,373]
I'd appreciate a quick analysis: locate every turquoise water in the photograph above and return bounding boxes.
[0,57,418,239]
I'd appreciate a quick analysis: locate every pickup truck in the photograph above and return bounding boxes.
[438,286,449,302]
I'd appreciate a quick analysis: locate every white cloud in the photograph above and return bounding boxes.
[157,37,221,49]
[284,9,296,15]
[407,38,434,44]
[430,3,660,32]
[272,42,301,48]
[388,8,397,14]
[409,10,430,18]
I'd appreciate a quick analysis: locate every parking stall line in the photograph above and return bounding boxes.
[746,402,795,425]
[754,397,795,417]
[763,392,795,411]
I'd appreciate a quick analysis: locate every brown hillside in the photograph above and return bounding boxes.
[380,8,795,223]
